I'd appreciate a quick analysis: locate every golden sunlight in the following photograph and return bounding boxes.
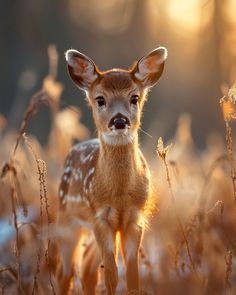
[167,0,202,31]
[147,0,213,38]
[226,0,236,25]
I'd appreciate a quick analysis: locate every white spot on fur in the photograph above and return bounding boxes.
[63,175,68,182]
[83,175,89,187]
[64,166,71,173]
[74,144,87,152]
[83,167,95,187]
[81,152,93,164]
[64,194,83,203]
[88,181,93,193]
[74,168,82,181]
[88,138,99,146]
[59,190,64,198]
[84,199,90,207]
[74,174,79,181]
[74,139,99,150]
[89,167,95,175]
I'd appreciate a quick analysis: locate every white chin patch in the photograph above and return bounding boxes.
[101,129,135,146]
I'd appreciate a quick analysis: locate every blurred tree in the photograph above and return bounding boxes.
[0,0,236,147]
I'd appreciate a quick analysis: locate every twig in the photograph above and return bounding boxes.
[220,88,236,204]
[0,91,48,294]
[9,172,21,292]
[225,121,236,204]
[225,249,233,295]
[23,134,56,294]
[164,157,196,274]
[157,137,197,274]
[198,155,227,212]
[12,91,47,158]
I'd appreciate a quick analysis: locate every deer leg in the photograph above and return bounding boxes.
[80,236,101,295]
[120,223,143,292]
[94,214,118,295]
[56,213,82,295]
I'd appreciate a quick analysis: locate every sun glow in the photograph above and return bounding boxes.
[167,0,202,31]
[147,0,213,38]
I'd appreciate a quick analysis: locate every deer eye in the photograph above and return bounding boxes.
[95,96,106,107]
[130,95,139,105]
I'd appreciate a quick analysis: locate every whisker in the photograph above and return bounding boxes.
[140,127,153,139]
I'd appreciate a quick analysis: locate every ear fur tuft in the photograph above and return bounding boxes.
[133,46,168,88]
[65,49,99,91]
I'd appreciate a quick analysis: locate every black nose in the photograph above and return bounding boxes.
[109,114,130,130]
[113,117,126,129]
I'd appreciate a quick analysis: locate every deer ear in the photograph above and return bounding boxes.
[133,47,168,88]
[65,49,99,91]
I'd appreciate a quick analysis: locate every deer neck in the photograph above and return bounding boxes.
[98,132,140,181]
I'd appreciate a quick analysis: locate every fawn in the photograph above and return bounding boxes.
[56,47,167,294]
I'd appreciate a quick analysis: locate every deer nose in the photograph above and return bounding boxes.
[109,114,130,130]
[113,117,126,129]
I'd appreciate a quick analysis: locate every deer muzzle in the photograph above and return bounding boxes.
[109,114,130,130]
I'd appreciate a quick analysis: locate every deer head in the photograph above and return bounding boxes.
[65,47,167,145]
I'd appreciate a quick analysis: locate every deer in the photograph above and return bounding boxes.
[56,47,168,294]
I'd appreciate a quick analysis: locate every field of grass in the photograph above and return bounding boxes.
[1,59,236,295]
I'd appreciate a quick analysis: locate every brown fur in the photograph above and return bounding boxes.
[57,47,167,294]
[100,70,133,91]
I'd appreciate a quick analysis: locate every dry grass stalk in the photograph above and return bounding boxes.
[217,201,236,253]
[32,247,42,295]
[174,213,199,274]
[9,176,21,293]
[0,90,48,293]
[0,45,60,294]
[225,249,233,294]
[206,200,224,215]
[0,163,22,293]
[0,267,17,284]
[225,121,236,203]
[2,45,236,294]
[0,267,17,295]
[198,155,227,212]
[23,134,55,294]
[12,91,48,158]
[157,137,197,274]
[11,46,61,160]
[220,82,236,204]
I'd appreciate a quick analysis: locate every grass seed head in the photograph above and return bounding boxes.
[156,137,172,161]
[220,82,236,122]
